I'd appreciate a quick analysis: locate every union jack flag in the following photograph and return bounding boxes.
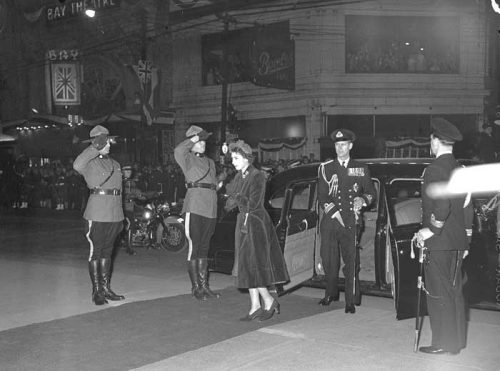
[51,63,80,105]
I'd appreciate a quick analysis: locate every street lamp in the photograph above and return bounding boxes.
[85,6,96,18]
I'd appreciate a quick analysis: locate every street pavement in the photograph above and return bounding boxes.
[0,207,499,370]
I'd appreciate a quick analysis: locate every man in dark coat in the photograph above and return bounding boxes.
[317,129,376,314]
[478,122,497,163]
[73,125,125,305]
[174,125,220,300]
[417,117,473,355]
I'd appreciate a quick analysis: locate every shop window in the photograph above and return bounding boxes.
[345,15,459,74]
[201,28,253,86]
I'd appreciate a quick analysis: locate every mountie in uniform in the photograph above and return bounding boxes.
[317,129,376,314]
[174,125,221,301]
[73,125,125,306]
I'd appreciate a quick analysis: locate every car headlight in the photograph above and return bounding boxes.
[143,210,152,219]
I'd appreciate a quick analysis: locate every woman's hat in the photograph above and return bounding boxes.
[228,140,253,156]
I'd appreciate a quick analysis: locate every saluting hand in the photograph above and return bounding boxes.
[92,134,109,151]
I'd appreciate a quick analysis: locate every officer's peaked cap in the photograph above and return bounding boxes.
[431,117,462,143]
[330,129,356,143]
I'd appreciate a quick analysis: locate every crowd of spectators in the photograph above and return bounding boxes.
[1,133,496,212]
[0,152,319,212]
[346,41,458,74]
[0,158,189,211]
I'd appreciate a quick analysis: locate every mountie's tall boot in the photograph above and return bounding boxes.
[197,258,221,299]
[89,259,107,305]
[187,259,206,301]
[100,258,125,301]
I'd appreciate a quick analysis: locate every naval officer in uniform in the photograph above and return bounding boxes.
[73,125,125,305]
[417,117,473,355]
[174,125,221,301]
[317,129,376,313]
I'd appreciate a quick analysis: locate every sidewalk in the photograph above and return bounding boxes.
[134,290,500,371]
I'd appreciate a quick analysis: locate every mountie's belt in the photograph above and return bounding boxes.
[186,182,216,190]
[90,188,121,196]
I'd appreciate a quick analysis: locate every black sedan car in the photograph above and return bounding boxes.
[208,158,499,319]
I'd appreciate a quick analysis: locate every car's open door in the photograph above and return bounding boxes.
[278,180,318,292]
[387,178,427,320]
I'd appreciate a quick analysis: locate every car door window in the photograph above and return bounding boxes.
[268,187,285,209]
[286,182,317,236]
[388,179,422,226]
[290,183,313,211]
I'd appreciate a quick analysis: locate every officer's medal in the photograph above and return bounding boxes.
[332,174,338,196]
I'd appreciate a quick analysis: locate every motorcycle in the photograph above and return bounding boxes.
[125,193,186,252]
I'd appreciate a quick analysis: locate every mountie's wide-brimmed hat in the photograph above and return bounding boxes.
[185,125,212,140]
[330,129,356,143]
[82,125,117,143]
[431,117,463,143]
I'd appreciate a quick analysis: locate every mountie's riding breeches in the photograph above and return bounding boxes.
[86,220,123,261]
[184,212,216,261]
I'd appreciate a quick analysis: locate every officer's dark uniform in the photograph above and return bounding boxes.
[317,129,376,313]
[419,117,473,355]
[73,125,125,305]
[174,125,220,300]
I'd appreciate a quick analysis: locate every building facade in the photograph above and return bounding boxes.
[170,0,494,161]
[0,0,497,164]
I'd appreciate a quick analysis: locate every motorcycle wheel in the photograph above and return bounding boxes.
[159,223,186,252]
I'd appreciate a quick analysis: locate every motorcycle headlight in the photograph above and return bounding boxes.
[316,262,325,275]
[143,209,152,219]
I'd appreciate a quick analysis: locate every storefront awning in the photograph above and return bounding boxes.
[1,110,175,130]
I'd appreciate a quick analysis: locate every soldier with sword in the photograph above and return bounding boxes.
[416,117,473,355]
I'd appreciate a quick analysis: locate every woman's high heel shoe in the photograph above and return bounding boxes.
[239,308,263,321]
[259,300,280,321]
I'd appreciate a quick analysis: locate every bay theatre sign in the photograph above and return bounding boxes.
[46,0,121,22]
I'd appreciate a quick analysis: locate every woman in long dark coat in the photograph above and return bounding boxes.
[224,140,289,321]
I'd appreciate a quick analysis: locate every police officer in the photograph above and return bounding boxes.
[417,117,473,355]
[317,129,376,314]
[174,125,220,301]
[73,125,125,305]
